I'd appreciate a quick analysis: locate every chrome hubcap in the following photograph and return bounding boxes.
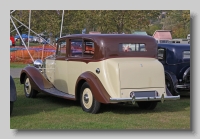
[84,94,89,103]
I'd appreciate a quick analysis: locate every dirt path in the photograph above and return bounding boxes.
[10,68,22,78]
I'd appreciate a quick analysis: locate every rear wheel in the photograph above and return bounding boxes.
[80,82,101,114]
[24,75,38,98]
[137,101,158,110]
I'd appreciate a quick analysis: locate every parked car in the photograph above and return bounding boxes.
[187,34,190,40]
[167,39,189,44]
[132,31,148,35]
[157,43,190,96]
[19,34,180,114]
[152,30,172,44]
[32,36,40,43]
[10,75,17,116]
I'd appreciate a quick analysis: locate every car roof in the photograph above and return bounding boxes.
[158,43,190,50]
[59,34,158,59]
[60,34,153,39]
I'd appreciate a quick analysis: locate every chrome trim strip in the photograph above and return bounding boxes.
[110,95,180,103]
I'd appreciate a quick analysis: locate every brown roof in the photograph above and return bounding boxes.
[60,34,158,59]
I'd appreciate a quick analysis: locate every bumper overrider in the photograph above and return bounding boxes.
[110,91,180,104]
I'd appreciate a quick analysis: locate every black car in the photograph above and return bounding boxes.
[10,75,17,116]
[157,43,190,96]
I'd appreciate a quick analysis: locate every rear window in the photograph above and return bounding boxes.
[119,43,146,52]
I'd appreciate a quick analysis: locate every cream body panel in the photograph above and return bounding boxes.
[104,58,165,98]
[118,58,165,89]
[81,60,120,98]
[47,57,165,99]
[45,59,55,83]
[82,58,165,98]
[67,61,83,94]
[53,60,83,95]
[54,60,69,93]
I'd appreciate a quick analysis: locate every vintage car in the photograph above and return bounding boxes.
[20,34,180,114]
[157,43,190,96]
[10,75,17,116]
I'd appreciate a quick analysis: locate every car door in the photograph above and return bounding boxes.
[66,38,84,95]
[44,49,56,84]
[66,38,95,95]
[53,39,69,93]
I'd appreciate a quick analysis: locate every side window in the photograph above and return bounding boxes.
[157,48,165,60]
[70,39,83,57]
[56,40,66,56]
[69,39,95,58]
[83,40,95,57]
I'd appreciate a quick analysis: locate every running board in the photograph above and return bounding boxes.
[43,88,76,100]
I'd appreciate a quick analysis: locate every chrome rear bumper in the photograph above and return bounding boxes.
[110,94,180,104]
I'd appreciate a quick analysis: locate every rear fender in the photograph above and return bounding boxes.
[20,66,53,92]
[76,71,110,104]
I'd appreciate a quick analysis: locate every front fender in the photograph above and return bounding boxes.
[178,66,190,80]
[165,70,178,94]
[20,66,53,92]
[76,71,111,104]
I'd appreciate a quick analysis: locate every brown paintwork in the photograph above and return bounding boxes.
[53,35,157,63]
[20,66,76,100]
[76,71,111,103]
[57,34,158,61]
[20,66,53,91]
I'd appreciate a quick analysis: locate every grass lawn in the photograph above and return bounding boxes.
[10,78,191,130]
[10,62,30,68]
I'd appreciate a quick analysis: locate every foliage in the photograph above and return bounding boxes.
[10,10,190,38]
[146,24,162,36]
[161,10,190,38]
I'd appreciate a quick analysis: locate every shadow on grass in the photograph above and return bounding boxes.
[12,92,190,116]
[12,93,81,117]
[106,95,190,114]
[100,95,190,114]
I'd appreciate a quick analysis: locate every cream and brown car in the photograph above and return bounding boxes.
[20,34,180,114]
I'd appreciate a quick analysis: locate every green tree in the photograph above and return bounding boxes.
[161,10,190,38]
